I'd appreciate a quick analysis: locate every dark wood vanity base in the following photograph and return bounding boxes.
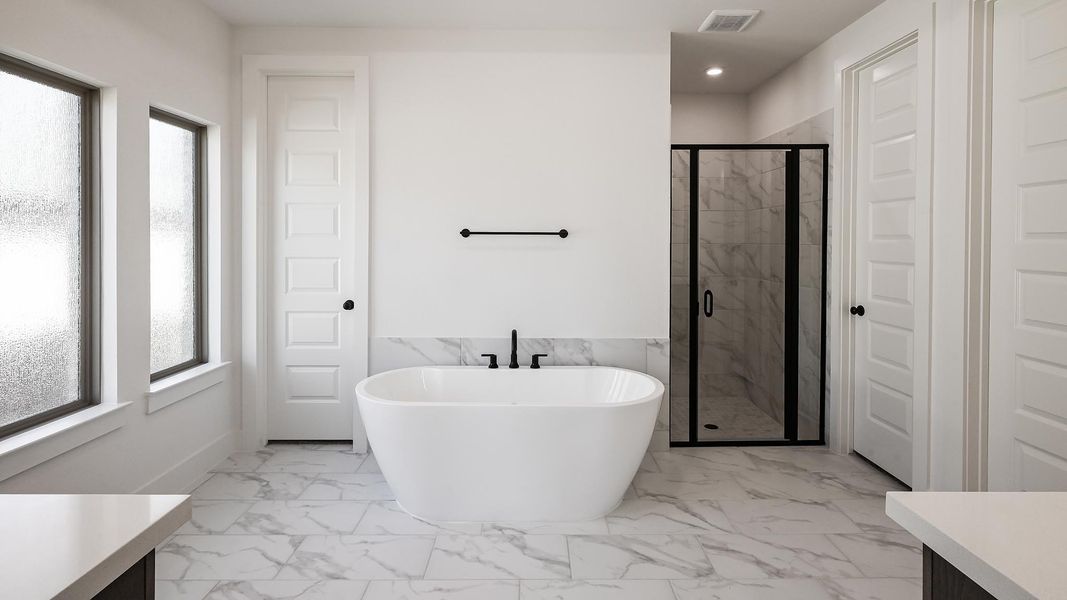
[924,546,996,600]
[92,550,155,600]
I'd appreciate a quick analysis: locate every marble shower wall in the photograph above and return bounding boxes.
[738,150,787,426]
[368,337,671,450]
[754,109,833,439]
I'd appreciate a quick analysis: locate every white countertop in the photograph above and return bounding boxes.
[0,494,191,599]
[886,492,1067,600]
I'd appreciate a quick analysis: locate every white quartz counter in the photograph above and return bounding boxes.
[886,491,1067,600]
[0,494,190,599]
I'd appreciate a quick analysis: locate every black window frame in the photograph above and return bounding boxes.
[0,53,100,440]
[148,108,208,382]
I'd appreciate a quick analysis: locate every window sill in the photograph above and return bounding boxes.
[145,361,231,414]
[0,402,131,483]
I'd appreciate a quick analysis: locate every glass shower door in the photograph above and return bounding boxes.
[694,149,787,442]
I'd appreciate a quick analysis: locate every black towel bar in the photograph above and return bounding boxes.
[460,228,568,238]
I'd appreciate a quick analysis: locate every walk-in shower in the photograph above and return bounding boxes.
[670,144,828,446]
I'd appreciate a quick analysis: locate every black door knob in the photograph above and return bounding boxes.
[342,300,355,311]
[850,305,865,316]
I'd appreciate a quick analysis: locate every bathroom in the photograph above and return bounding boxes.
[1,0,1066,599]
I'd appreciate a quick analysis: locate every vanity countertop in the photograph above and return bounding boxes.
[886,491,1067,600]
[0,494,190,599]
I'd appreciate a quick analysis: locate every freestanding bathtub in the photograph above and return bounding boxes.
[355,366,663,522]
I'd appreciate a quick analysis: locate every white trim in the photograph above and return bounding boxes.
[833,25,934,489]
[240,55,370,451]
[0,402,131,482]
[134,430,236,493]
[961,0,996,492]
[145,361,232,414]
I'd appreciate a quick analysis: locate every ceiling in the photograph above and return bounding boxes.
[199,0,884,94]
[671,0,884,94]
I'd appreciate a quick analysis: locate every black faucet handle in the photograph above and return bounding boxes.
[481,353,499,369]
[530,354,549,369]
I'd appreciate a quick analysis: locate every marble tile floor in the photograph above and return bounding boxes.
[158,442,919,600]
[671,396,785,442]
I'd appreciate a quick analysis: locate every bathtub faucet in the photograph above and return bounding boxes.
[509,329,520,369]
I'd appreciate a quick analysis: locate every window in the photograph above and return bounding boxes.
[0,55,98,438]
[149,109,206,380]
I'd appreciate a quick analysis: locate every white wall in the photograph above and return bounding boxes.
[670,93,748,143]
[745,0,981,491]
[0,0,237,492]
[747,0,928,141]
[235,29,671,339]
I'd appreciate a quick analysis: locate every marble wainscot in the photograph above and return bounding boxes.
[369,337,671,450]
[0,494,190,599]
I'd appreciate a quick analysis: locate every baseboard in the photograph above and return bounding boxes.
[134,430,236,494]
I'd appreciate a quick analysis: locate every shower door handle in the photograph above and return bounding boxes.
[703,290,714,317]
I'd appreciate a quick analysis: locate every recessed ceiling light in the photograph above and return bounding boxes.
[706,67,724,77]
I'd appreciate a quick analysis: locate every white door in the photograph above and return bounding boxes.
[988,0,1067,490]
[852,42,919,485]
[267,76,367,441]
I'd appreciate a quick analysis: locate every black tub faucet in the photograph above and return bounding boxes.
[509,329,519,369]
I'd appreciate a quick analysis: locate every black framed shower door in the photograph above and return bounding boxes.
[669,144,829,447]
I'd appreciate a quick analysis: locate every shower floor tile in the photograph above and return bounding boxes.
[160,442,920,599]
[671,396,784,442]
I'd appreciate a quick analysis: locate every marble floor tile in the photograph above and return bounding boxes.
[826,533,922,578]
[213,452,271,473]
[639,453,659,472]
[631,471,750,501]
[718,499,861,535]
[650,448,757,474]
[816,472,909,499]
[228,501,367,535]
[156,580,217,600]
[178,501,254,534]
[356,454,381,474]
[256,449,367,474]
[830,499,906,534]
[157,535,301,580]
[194,473,314,501]
[355,501,482,535]
[670,578,836,600]
[278,535,435,580]
[730,469,884,501]
[364,580,519,600]
[204,580,368,599]
[568,535,714,580]
[741,448,875,475]
[698,532,862,579]
[481,519,609,536]
[184,444,920,597]
[822,578,921,600]
[298,474,394,501]
[520,579,676,600]
[606,499,734,534]
[423,535,570,580]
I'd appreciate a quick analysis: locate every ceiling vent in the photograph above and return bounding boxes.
[698,9,761,33]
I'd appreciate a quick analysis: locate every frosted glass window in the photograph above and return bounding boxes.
[149,111,204,379]
[0,57,94,436]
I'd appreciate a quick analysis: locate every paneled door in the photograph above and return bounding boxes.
[988,0,1067,490]
[267,76,365,440]
[852,42,919,485]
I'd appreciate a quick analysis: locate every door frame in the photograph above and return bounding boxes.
[835,30,934,489]
[240,55,370,451]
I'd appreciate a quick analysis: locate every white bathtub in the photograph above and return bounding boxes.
[355,366,663,522]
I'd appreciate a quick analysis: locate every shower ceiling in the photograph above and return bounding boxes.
[200,0,884,94]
